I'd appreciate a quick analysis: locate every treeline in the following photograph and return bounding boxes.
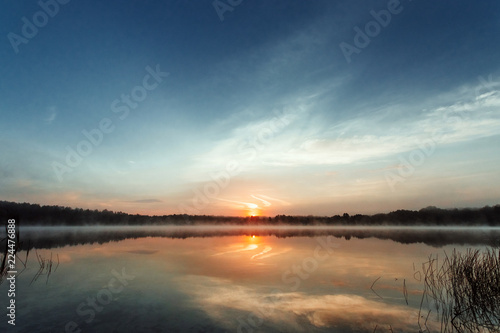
[0,201,499,226]
[318,205,500,226]
[0,201,242,225]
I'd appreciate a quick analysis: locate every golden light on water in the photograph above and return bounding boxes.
[246,235,260,244]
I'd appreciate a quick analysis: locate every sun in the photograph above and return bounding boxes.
[246,211,256,217]
[246,235,259,243]
[246,207,261,217]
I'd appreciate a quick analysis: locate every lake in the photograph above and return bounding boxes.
[1,226,499,333]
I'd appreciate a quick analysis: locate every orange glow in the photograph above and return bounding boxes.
[246,235,259,243]
[246,207,261,217]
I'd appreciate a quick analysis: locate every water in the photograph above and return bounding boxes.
[1,226,499,332]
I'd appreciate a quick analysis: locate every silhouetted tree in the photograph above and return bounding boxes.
[0,200,499,226]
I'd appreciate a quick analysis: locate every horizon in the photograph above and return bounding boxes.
[1,1,500,217]
[2,199,498,219]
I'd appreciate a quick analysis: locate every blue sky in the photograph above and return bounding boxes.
[1,0,500,216]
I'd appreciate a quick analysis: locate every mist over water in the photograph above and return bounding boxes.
[17,225,500,249]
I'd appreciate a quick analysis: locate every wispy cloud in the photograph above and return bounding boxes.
[44,106,57,124]
[201,86,500,170]
[217,198,258,209]
[212,244,258,256]
[251,195,271,207]
[216,194,291,214]
[250,246,272,260]
[256,195,291,206]
[125,199,163,204]
[174,275,432,332]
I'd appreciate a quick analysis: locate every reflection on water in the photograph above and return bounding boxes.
[13,225,500,250]
[0,226,499,332]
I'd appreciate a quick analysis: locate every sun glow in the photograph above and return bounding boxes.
[246,235,259,243]
[246,208,261,217]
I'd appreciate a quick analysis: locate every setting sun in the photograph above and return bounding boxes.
[246,208,261,217]
[246,235,259,243]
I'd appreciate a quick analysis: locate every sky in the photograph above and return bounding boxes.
[1,0,500,217]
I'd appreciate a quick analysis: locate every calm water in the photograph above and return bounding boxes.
[1,226,499,333]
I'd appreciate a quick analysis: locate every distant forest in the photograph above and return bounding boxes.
[1,200,500,226]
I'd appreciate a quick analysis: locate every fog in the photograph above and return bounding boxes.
[11,225,500,250]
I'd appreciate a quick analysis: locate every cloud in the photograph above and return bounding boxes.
[217,198,259,209]
[251,195,271,207]
[44,106,57,124]
[212,244,259,256]
[216,194,292,214]
[174,275,434,332]
[256,195,291,206]
[273,90,500,168]
[125,199,163,204]
[252,248,292,260]
[250,246,272,260]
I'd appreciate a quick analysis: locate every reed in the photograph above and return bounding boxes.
[420,248,500,332]
[0,226,30,284]
[30,250,59,285]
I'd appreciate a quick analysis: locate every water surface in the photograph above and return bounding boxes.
[1,226,499,332]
